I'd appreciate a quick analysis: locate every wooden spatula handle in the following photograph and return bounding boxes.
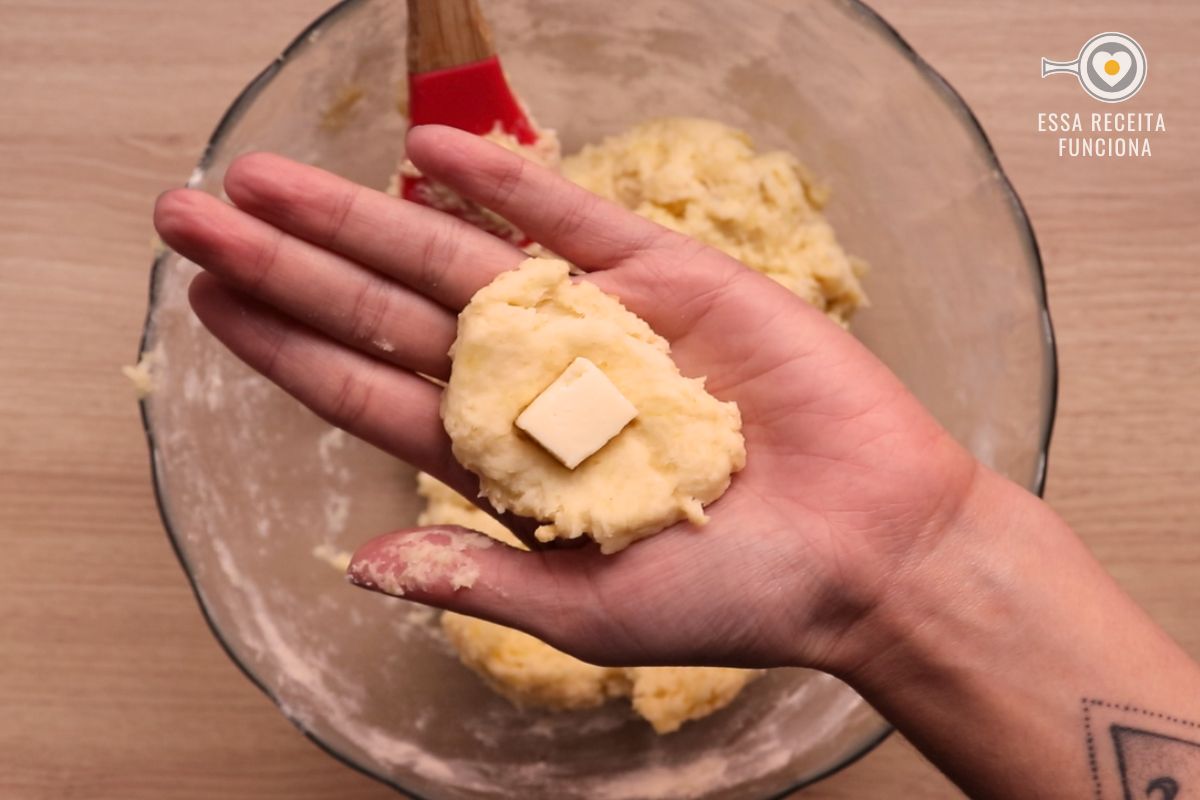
[407,0,496,74]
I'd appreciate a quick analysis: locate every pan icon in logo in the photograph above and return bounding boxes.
[1042,32,1147,103]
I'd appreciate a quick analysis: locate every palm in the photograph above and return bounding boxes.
[155,126,976,671]
[557,250,976,667]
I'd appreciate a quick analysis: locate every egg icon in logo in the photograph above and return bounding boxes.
[1041,32,1147,103]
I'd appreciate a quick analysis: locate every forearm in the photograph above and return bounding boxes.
[839,469,1200,799]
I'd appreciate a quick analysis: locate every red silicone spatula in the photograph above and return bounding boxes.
[402,0,540,239]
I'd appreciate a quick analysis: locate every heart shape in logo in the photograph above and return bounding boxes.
[1091,50,1132,86]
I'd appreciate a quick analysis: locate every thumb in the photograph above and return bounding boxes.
[345,526,626,664]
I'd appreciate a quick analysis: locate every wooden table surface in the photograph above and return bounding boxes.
[2,1,1197,797]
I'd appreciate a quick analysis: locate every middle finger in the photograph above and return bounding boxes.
[222,152,527,310]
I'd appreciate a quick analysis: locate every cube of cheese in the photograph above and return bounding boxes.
[515,357,638,469]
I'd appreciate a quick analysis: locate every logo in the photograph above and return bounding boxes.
[1041,32,1147,103]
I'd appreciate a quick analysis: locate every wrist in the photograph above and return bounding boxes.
[811,464,1200,800]
[821,464,1043,687]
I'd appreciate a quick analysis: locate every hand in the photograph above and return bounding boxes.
[153,125,980,673]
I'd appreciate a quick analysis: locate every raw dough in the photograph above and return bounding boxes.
[441,613,758,735]
[122,349,160,398]
[417,474,758,734]
[415,471,522,548]
[624,666,760,735]
[563,117,867,324]
[442,256,745,553]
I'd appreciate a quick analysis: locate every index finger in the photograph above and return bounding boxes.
[406,125,679,271]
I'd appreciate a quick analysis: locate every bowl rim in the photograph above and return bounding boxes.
[135,0,1058,795]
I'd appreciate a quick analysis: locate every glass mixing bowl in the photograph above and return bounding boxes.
[136,0,1056,797]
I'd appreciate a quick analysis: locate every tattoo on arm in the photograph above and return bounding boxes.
[1083,698,1200,800]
